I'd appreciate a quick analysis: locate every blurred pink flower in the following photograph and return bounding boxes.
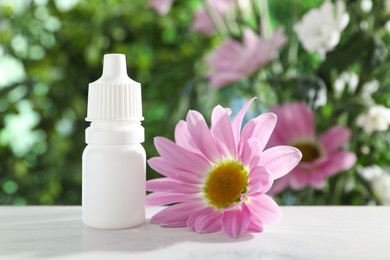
[207,28,287,88]
[191,0,235,35]
[268,103,356,193]
[148,0,174,15]
[146,98,302,238]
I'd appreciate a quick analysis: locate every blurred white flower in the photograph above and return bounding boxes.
[358,165,390,205]
[360,21,369,30]
[386,0,390,13]
[360,0,373,13]
[54,0,79,12]
[333,72,359,98]
[371,174,390,205]
[0,0,29,13]
[358,165,383,181]
[294,1,349,57]
[356,105,390,133]
[344,178,355,192]
[361,80,379,99]
[0,100,42,157]
[0,54,26,87]
[383,0,390,32]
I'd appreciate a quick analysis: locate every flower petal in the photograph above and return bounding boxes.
[186,110,222,162]
[319,126,351,153]
[309,176,326,189]
[194,210,223,234]
[243,204,264,232]
[174,120,199,154]
[187,207,213,230]
[232,97,256,144]
[247,218,264,232]
[146,192,200,206]
[148,157,201,184]
[208,72,245,88]
[269,103,315,146]
[314,151,356,177]
[289,168,311,190]
[288,103,315,139]
[221,206,250,238]
[150,201,205,225]
[259,146,302,179]
[154,137,211,177]
[240,138,264,169]
[239,113,277,154]
[191,6,216,35]
[248,166,273,194]
[269,174,291,195]
[211,105,236,158]
[246,194,281,224]
[146,178,201,194]
[225,108,232,116]
[160,221,187,227]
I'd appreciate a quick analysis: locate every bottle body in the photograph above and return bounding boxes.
[82,143,146,229]
[83,54,146,229]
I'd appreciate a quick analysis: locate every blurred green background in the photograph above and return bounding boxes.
[1,0,390,205]
[0,0,215,205]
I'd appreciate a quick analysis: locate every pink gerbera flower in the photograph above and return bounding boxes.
[146,98,302,238]
[207,28,287,88]
[268,102,356,194]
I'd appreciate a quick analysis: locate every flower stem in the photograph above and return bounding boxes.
[233,0,245,37]
[259,0,272,38]
[250,0,262,33]
[331,173,347,204]
[287,0,299,66]
[202,1,228,37]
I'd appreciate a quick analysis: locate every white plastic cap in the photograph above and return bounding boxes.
[86,54,143,122]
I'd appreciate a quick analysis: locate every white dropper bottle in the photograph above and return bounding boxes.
[82,53,146,229]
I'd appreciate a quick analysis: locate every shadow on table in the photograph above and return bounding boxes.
[0,218,254,258]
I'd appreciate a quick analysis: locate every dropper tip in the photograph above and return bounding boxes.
[101,53,128,81]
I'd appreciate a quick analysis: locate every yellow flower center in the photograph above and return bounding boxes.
[293,141,322,163]
[204,161,248,209]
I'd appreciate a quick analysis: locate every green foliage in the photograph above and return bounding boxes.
[1,0,390,206]
[0,0,212,205]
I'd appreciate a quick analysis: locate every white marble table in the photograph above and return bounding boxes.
[0,206,389,260]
